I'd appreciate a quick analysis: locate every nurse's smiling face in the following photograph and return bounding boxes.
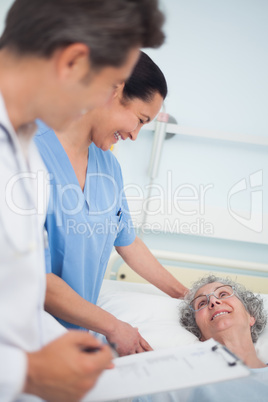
[194,282,255,342]
[83,85,164,151]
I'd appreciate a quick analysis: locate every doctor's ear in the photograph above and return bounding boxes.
[249,316,256,327]
[55,43,91,84]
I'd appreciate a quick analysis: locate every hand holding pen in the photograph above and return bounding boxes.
[83,340,119,359]
[25,331,113,401]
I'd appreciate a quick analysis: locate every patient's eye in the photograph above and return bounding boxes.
[219,291,229,298]
[197,299,207,309]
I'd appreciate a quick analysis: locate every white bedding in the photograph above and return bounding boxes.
[97,280,268,363]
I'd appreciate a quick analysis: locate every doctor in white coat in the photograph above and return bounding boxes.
[0,0,165,400]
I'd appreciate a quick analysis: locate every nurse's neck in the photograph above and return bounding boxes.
[55,111,94,159]
[54,112,94,191]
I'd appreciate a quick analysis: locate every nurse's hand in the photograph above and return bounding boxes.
[24,331,113,402]
[106,319,153,356]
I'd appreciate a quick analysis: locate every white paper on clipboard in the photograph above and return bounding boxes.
[83,339,250,402]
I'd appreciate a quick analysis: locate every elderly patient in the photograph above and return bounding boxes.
[134,275,268,402]
[180,274,267,368]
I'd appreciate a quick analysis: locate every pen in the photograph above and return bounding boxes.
[82,346,102,354]
[117,208,123,221]
[82,342,119,358]
[117,208,122,230]
[107,341,119,358]
[116,208,121,217]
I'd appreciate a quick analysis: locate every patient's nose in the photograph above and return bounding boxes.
[208,295,221,308]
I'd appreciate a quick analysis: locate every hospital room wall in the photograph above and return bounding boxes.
[0,1,13,34]
[115,0,268,266]
[0,1,267,266]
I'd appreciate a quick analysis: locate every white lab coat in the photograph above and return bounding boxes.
[0,93,66,401]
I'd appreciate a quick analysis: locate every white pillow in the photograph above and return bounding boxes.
[255,295,268,363]
[97,280,268,362]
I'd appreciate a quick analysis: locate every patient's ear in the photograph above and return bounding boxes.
[249,316,256,327]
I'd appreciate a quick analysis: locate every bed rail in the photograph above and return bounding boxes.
[106,250,268,280]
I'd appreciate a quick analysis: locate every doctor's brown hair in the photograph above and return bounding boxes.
[0,0,165,69]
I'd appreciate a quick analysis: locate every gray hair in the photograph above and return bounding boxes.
[0,0,165,69]
[180,275,267,343]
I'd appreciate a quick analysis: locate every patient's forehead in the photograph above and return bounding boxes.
[194,282,224,298]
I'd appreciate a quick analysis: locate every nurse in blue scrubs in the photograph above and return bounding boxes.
[35,52,188,356]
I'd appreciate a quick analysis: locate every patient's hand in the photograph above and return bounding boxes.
[106,319,153,356]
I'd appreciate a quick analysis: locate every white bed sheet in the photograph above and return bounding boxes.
[97,280,268,363]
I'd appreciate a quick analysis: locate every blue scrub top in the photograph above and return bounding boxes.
[34,121,136,330]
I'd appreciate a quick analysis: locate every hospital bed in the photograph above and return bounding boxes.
[105,249,268,294]
[94,251,268,401]
[100,249,268,362]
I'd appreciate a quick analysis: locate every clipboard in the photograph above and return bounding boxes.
[83,339,250,402]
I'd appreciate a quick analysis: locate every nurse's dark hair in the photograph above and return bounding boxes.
[0,0,165,69]
[180,275,267,343]
[122,51,168,102]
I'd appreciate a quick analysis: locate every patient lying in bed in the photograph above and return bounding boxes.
[180,274,266,368]
[132,275,268,401]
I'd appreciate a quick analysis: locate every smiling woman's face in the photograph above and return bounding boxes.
[194,282,255,341]
[87,86,163,151]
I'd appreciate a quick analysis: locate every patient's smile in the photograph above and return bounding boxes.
[211,311,230,321]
